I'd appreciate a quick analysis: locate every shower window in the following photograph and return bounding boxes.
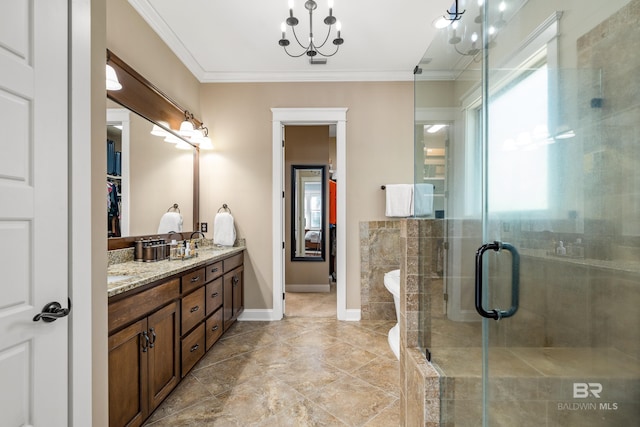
[487,62,549,213]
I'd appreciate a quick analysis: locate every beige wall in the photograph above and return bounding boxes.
[199,82,414,310]
[106,0,201,116]
[285,126,331,287]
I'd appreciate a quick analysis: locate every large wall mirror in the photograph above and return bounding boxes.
[291,165,326,261]
[107,105,194,237]
[106,50,200,249]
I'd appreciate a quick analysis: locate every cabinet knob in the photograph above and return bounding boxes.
[190,305,200,313]
[190,343,199,352]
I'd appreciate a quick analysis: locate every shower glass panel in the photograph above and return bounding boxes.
[416,0,640,425]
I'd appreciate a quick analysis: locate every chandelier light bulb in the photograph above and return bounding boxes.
[478,0,484,6]
[328,0,334,8]
[471,32,478,43]
[499,1,506,12]
[289,0,294,9]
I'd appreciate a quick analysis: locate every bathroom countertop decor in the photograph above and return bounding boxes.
[107,244,245,298]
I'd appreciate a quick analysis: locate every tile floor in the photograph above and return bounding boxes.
[144,291,400,426]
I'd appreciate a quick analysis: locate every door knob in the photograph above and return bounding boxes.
[33,299,71,323]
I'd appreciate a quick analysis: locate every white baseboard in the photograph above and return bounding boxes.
[341,309,361,321]
[238,309,281,322]
[285,284,330,292]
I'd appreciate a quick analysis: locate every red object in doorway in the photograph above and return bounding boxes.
[329,179,336,225]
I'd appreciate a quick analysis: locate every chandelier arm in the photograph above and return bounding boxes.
[315,44,341,58]
[283,45,313,58]
[453,44,476,56]
[313,24,333,50]
[290,25,310,50]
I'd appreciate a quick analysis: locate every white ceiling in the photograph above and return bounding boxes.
[128,0,454,83]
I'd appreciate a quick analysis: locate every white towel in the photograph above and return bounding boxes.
[385,184,414,217]
[414,183,434,217]
[214,212,236,246]
[157,212,183,234]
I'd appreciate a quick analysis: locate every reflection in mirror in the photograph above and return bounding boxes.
[107,104,194,238]
[291,165,326,261]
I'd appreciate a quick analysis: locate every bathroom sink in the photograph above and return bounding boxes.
[107,275,134,284]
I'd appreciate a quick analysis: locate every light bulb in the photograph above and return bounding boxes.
[336,21,341,32]
[288,0,294,9]
[328,0,334,8]
[281,22,286,32]
[478,0,484,6]
[471,32,478,42]
[499,1,506,12]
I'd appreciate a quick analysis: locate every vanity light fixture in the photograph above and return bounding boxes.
[179,110,195,137]
[278,0,344,61]
[106,64,122,91]
[197,126,213,150]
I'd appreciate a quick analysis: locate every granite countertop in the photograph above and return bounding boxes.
[107,245,245,298]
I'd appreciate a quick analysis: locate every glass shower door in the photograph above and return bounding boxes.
[479,0,640,426]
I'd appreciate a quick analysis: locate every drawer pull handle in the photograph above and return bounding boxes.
[190,343,199,352]
[149,328,156,348]
[190,305,200,313]
[211,325,219,332]
[190,276,200,283]
[211,292,219,298]
[141,331,149,353]
[211,267,219,273]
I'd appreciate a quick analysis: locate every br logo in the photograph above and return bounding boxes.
[573,383,602,398]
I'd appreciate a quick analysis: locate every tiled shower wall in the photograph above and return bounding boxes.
[360,220,402,320]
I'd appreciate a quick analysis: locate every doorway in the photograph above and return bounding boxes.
[284,126,336,317]
[271,108,348,320]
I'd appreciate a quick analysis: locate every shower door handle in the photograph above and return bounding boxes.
[474,241,520,320]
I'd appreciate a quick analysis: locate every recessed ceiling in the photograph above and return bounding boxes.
[128,0,454,83]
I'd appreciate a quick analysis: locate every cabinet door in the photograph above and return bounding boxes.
[232,266,244,320]
[147,301,180,412]
[223,272,234,331]
[108,319,148,427]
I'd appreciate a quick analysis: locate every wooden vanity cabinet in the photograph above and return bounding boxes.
[108,279,180,427]
[108,250,244,426]
[223,253,244,331]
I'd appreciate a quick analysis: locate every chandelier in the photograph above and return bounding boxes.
[434,0,508,58]
[278,0,344,60]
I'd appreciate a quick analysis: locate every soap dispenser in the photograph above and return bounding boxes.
[556,240,566,256]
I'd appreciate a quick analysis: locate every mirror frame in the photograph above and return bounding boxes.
[106,49,200,250]
[290,165,326,262]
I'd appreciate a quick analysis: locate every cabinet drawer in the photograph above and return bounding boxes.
[205,261,223,282]
[223,252,243,273]
[181,323,205,377]
[205,309,224,351]
[108,278,179,334]
[205,277,223,316]
[180,267,205,294]
[181,287,205,335]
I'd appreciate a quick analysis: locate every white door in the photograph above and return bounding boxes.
[0,0,69,426]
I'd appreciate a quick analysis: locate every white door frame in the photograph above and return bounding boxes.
[272,108,348,320]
